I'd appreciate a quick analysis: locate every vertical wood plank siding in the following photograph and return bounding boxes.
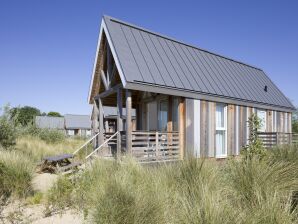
[208,102,216,157]
[185,99,194,157]
[179,98,186,159]
[200,100,208,157]
[288,113,292,133]
[184,98,292,158]
[227,105,235,155]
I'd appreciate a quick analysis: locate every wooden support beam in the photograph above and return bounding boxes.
[117,88,123,158]
[126,90,132,154]
[92,102,99,148]
[97,99,104,145]
[106,46,112,85]
[100,70,109,91]
[179,98,185,160]
[94,83,122,99]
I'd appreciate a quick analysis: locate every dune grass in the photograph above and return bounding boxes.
[0,135,85,202]
[1,133,298,223]
[15,135,85,162]
[46,150,298,224]
[0,150,34,199]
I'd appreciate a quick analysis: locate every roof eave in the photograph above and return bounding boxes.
[125,81,295,113]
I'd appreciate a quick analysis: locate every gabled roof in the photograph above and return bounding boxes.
[90,15,295,111]
[35,116,64,130]
[64,114,91,130]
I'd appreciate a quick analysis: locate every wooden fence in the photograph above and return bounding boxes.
[131,131,180,163]
[258,132,298,149]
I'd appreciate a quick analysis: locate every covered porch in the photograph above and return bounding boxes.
[92,85,185,163]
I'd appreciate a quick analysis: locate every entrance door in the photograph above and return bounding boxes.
[147,101,157,131]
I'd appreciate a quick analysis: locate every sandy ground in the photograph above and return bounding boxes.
[1,200,84,224]
[1,173,86,224]
[32,173,59,193]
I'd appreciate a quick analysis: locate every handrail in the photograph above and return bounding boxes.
[73,132,100,155]
[85,131,118,160]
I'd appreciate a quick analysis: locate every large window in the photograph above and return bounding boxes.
[216,104,227,158]
[158,100,168,131]
[257,109,267,132]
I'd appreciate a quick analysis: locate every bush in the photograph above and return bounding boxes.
[0,150,34,199]
[17,125,65,144]
[241,113,266,160]
[38,128,65,144]
[47,175,74,212]
[0,117,16,149]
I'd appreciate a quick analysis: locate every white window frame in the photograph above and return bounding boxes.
[215,104,227,158]
[257,109,267,132]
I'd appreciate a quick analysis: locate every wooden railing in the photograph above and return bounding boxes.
[131,131,180,163]
[257,132,298,149]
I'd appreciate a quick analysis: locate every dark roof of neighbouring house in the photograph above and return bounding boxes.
[101,15,294,111]
[35,116,64,130]
[64,114,91,129]
[103,106,136,119]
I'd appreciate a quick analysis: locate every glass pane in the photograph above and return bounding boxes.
[257,110,266,132]
[159,100,168,131]
[216,104,225,128]
[216,130,226,156]
[172,98,179,131]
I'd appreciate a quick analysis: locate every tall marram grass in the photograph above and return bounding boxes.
[47,154,298,224]
[0,149,34,199]
[16,136,85,162]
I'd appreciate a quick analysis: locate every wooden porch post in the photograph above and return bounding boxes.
[167,96,173,156]
[117,88,123,157]
[97,98,104,145]
[179,98,185,160]
[126,90,132,154]
[92,102,99,148]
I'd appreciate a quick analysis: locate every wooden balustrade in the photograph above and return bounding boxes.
[131,131,180,163]
[257,132,298,149]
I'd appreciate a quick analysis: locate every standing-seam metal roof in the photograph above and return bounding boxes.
[35,116,64,130]
[103,16,294,111]
[64,114,91,129]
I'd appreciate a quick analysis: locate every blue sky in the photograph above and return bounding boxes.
[0,0,297,115]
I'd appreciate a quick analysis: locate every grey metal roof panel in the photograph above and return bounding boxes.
[103,16,294,110]
[64,114,91,129]
[103,106,136,117]
[35,116,64,130]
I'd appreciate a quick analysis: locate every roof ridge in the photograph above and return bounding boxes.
[103,15,263,71]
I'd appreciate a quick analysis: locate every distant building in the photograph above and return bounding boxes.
[35,114,92,137]
[35,116,64,130]
[64,114,92,137]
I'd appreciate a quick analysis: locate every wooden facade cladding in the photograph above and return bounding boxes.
[185,99,292,158]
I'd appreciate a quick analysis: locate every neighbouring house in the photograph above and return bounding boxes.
[91,106,136,133]
[64,114,92,137]
[88,15,295,162]
[35,115,92,137]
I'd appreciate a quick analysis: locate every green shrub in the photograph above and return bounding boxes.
[47,175,74,212]
[17,125,65,144]
[0,150,34,199]
[27,192,43,205]
[0,117,16,149]
[38,128,65,144]
[241,113,266,160]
